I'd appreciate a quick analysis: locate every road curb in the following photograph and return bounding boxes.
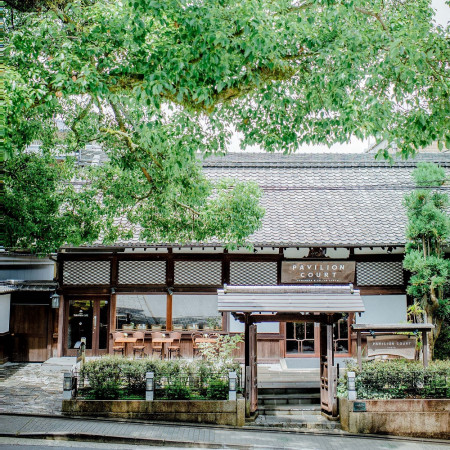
[1,412,449,446]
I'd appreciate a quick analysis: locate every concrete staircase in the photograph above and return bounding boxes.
[250,367,341,431]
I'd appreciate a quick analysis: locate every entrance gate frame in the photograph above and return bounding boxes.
[218,284,365,419]
[236,312,342,417]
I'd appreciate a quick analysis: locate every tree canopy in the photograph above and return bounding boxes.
[2,0,450,252]
[403,162,450,358]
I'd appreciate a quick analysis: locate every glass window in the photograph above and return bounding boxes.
[116,294,166,329]
[68,300,93,349]
[173,294,222,330]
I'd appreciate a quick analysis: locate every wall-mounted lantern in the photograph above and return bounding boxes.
[51,293,60,309]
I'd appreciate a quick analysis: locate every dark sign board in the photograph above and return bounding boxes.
[281,261,355,284]
[353,402,366,412]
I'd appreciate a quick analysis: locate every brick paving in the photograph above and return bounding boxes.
[0,414,448,449]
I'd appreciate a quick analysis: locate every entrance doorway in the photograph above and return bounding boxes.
[65,298,109,356]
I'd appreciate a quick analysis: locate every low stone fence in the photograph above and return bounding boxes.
[62,369,245,426]
[339,397,450,439]
[62,397,245,426]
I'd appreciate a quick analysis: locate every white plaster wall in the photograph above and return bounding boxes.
[356,295,407,324]
[0,294,11,333]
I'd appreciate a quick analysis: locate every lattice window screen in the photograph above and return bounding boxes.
[118,261,166,284]
[230,261,277,286]
[356,261,404,286]
[63,260,110,285]
[174,261,222,285]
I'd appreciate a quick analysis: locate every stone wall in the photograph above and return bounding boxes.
[62,397,246,427]
[340,397,450,439]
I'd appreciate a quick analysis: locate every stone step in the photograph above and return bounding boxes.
[259,405,322,416]
[259,393,320,406]
[251,415,342,431]
[258,381,320,389]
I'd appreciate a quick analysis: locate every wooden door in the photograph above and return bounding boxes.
[249,324,258,413]
[10,304,50,362]
[66,299,109,356]
[319,322,338,417]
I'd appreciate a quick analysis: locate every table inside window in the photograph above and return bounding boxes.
[151,337,174,359]
[113,337,138,356]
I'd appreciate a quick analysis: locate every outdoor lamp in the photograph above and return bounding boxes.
[228,371,237,400]
[63,372,72,391]
[51,293,60,308]
[146,372,154,401]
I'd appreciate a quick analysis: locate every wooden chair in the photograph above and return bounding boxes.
[112,332,125,356]
[168,332,181,359]
[191,331,202,358]
[151,332,163,359]
[132,331,146,358]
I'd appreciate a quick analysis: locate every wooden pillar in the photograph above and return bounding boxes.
[109,293,117,353]
[57,294,65,357]
[422,330,428,368]
[357,331,362,370]
[166,292,173,331]
[244,314,250,416]
[249,323,258,414]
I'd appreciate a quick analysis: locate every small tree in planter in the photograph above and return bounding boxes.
[403,162,450,359]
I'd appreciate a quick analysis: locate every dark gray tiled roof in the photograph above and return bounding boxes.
[78,152,450,248]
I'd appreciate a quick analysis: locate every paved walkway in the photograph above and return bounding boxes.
[0,359,76,416]
[0,414,448,449]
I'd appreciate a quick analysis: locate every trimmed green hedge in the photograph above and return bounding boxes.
[79,357,239,400]
[338,359,450,400]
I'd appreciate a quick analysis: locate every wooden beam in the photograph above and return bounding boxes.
[166,292,173,331]
[57,295,65,357]
[357,331,362,370]
[232,312,345,324]
[109,293,117,349]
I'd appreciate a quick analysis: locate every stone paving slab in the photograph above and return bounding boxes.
[0,360,76,416]
[0,414,449,449]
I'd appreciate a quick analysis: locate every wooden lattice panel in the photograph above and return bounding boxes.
[63,260,110,285]
[118,261,166,285]
[356,261,403,286]
[230,261,277,286]
[174,261,222,285]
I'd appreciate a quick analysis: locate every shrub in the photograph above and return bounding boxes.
[78,357,239,400]
[338,359,450,399]
[80,357,122,399]
[165,380,191,400]
[206,379,228,400]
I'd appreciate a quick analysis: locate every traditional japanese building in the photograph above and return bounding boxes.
[2,152,449,365]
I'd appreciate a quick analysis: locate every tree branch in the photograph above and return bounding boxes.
[175,200,201,216]
[355,6,392,38]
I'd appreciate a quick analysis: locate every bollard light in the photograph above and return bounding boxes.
[347,371,357,401]
[63,372,72,391]
[63,372,73,400]
[228,371,237,401]
[146,372,154,401]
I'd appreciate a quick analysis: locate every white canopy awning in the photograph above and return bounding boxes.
[218,284,365,314]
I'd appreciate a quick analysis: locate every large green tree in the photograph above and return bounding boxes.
[2,0,450,252]
[403,162,450,359]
